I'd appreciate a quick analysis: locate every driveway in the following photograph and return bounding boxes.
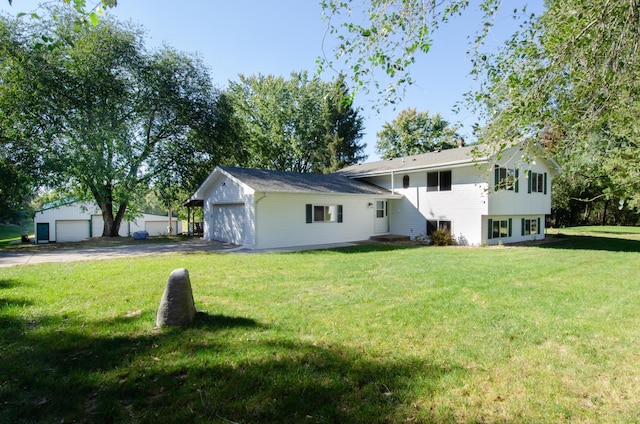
[0,239,360,268]
[0,239,240,268]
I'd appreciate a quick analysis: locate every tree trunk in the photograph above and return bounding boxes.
[602,199,608,226]
[100,198,127,237]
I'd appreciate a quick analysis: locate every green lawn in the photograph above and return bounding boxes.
[0,222,31,247]
[1,228,639,423]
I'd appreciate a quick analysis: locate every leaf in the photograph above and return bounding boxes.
[88,12,99,26]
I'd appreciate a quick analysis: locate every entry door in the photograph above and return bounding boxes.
[36,223,49,244]
[374,200,389,233]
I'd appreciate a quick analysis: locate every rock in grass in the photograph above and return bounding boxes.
[156,268,196,327]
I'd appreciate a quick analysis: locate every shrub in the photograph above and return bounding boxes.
[431,229,457,246]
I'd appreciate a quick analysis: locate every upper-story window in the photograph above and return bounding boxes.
[529,171,547,194]
[494,166,518,191]
[402,175,410,189]
[427,170,452,192]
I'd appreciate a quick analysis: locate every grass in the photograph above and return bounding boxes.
[1,228,639,423]
[0,222,31,247]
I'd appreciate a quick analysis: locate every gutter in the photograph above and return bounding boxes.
[344,156,490,179]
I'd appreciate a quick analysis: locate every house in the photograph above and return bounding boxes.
[33,200,182,244]
[188,144,562,249]
[186,167,400,250]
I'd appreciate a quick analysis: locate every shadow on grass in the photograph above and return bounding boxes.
[538,235,640,253]
[0,311,462,423]
[192,311,262,330]
[0,278,21,289]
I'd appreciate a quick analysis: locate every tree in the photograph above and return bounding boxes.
[7,0,117,26]
[321,0,640,213]
[375,108,459,159]
[474,0,640,210]
[226,71,366,173]
[1,11,237,235]
[319,0,506,106]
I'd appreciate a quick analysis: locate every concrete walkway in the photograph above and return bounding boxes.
[0,240,359,268]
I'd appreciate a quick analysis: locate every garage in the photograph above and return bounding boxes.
[211,204,245,245]
[145,220,172,236]
[55,220,90,243]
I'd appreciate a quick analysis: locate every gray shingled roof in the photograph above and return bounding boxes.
[336,145,489,176]
[220,166,391,195]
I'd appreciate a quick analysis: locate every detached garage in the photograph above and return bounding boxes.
[34,200,182,243]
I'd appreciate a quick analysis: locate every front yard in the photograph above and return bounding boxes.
[1,227,639,423]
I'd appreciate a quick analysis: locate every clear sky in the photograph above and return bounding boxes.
[1,1,542,162]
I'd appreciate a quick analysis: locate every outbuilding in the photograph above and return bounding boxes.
[33,200,182,244]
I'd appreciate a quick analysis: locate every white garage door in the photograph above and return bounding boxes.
[211,204,245,245]
[56,220,90,242]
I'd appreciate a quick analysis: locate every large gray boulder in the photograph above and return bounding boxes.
[156,268,196,327]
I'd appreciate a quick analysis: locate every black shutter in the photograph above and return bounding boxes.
[337,205,343,223]
[488,218,493,239]
[537,217,541,234]
[543,172,548,195]
[521,218,525,236]
[494,166,500,191]
[508,218,512,237]
[306,204,312,223]
[515,169,519,193]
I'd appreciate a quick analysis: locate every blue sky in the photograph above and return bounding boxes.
[1,1,542,162]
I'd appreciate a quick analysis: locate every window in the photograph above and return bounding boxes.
[487,218,512,239]
[306,204,343,223]
[528,171,547,194]
[494,166,517,191]
[402,175,410,189]
[521,218,542,235]
[427,170,452,192]
[427,219,452,236]
[376,200,386,218]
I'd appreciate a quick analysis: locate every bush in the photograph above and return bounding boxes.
[431,229,457,246]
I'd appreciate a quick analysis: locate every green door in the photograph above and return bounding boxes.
[36,223,49,244]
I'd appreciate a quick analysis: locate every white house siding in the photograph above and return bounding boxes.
[482,155,555,245]
[361,166,489,245]
[252,192,379,250]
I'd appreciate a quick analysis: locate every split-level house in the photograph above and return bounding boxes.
[187,144,562,249]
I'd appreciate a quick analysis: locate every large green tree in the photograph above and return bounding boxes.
[0,11,236,235]
[226,71,366,173]
[475,0,640,210]
[375,108,459,159]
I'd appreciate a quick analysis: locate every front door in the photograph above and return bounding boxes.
[374,200,389,233]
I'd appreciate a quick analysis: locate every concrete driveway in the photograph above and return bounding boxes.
[0,239,360,268]
[0,239,240,268]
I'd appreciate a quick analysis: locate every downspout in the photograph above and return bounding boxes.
[391,171,395,195]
